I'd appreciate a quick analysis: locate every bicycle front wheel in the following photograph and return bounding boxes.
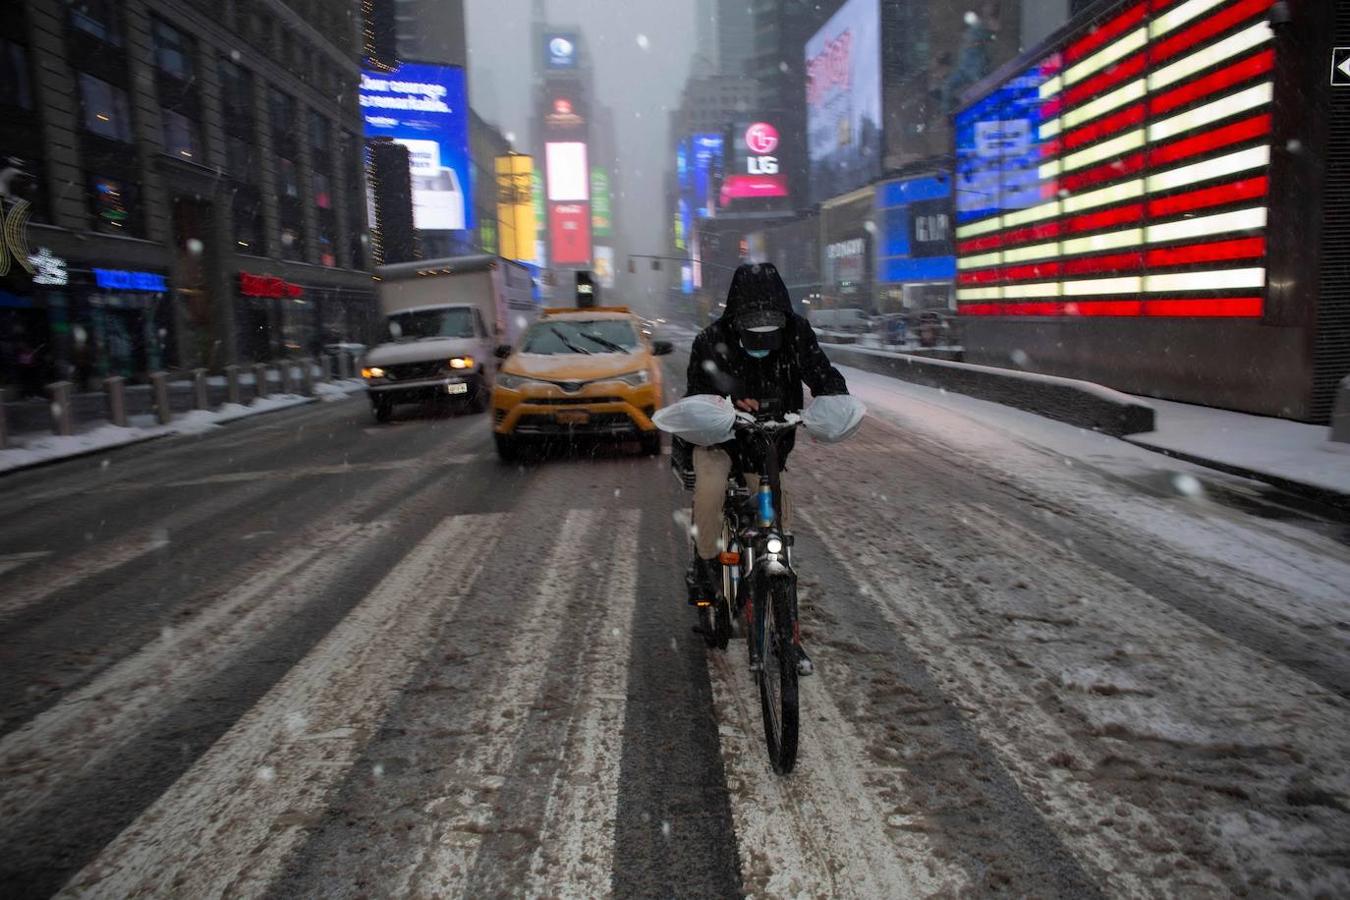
[757,577,799,774]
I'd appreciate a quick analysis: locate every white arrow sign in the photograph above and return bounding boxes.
[1334,48,1350,86]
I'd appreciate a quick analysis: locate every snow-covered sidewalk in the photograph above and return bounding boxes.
[1124,396,1350,499]
[0,380,366,475]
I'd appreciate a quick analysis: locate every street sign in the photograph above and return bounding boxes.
[1334,48,1350,86]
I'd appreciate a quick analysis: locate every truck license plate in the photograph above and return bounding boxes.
[445,382,469,395]
[555,410,590,425]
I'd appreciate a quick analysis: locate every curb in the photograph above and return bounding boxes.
[1122,439,1350,513]
[0,396,323,479]
[825,345,1155,436]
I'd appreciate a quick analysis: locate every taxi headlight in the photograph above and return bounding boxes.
[616,369,650,387]
[362,366,385,379]
[449,356,474,370]
[496,373,544,390]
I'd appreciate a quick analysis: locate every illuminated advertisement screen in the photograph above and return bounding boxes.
[545,33,578,69]
[805,0,881,205]
[689,134,722,219]
[360,62,472,231]
[590,167,612,237]
[546,142,589,202]
[593,245,615,289]
[722,120,788,205]
[549,202,591,265]
[953,0,1275,320]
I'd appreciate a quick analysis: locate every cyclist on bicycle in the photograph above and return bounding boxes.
[675,262,850,674]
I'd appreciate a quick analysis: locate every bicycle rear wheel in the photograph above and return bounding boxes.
[757,578,799,774]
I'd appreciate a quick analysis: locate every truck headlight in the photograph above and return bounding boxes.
[362,366,385,379]
[449,356,474,370]
[617,369,650,387]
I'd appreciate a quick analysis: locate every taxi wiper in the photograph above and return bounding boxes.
[578,331,629,354]
[550,326,592,354]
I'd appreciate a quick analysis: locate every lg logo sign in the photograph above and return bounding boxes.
[744,122,779,176]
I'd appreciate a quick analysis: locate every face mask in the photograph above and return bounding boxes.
[744,346,770,359]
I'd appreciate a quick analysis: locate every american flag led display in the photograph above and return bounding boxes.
[953,0,1276,318]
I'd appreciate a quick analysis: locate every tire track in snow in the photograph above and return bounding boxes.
[58,512,507,898]
[707,644,967,898]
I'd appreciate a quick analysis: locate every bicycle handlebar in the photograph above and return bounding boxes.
[733,411,802,433]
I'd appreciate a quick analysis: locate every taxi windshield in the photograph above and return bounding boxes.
[522,319,638,354]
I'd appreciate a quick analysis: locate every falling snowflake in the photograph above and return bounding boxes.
[636,34,650,50]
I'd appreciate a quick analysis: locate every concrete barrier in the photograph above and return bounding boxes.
[825,345,1156,436]
[193,369,209,410]
[301,359,315,397]
[225,366,242,406]
[1332,375,1350,444]
[47,382,74,436]
[253,364,270,399]
[149,372,172,425]
[0,396,7,449]
[105,376,127,427]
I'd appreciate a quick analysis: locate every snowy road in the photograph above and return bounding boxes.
[0,355,1347,898]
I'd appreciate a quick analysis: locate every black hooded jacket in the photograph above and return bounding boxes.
[683,262,848,466]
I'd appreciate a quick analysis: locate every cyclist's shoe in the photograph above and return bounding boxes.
[685,556,720,606]
[795,645,815,677]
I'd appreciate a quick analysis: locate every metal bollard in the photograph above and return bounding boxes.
[149,372,171,425]
[225,365,241,406]
[338,351,353,379]
[105,376,127,427]
[323,353,336,382]
[253,363,270,399]
[301,358,315,396]
[0,394,9,449]
[193,368,209,410]
[47,381,74,437]
[1332,374,1350,444]
[278,361,292,395]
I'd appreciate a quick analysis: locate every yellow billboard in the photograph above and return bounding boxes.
[495,154,536,262]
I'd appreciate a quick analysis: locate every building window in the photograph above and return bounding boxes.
[231,188,264,253]
[226,135,257,181]
[151,18,194,80]
[313,171,332,209]
[279,226,302,261]
[309,112,330,154]
[0,39,33,110]
[68,0,123,45]
[161,108,199,161]
[89,174,137,232]
[220,57,254,125]
[269,89,294,136]
[278,157,300,198]
[79,73,133,141]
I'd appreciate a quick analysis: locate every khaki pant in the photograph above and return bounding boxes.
[692,446,791,559]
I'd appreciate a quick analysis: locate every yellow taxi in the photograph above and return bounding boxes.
[491,307,674,460]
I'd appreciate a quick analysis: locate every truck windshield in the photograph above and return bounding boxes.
[522,319,639,354]
[387,308,476,341]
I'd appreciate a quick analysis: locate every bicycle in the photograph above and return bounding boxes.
[696,408,803,774]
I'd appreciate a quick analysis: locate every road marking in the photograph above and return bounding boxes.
[524,510,640,897]
[0,523,376,822]
[164,454,489,487]
[708,636,966,898]
[59,512,508,898]
[0,532,169,620]
[397,509,615,895]
[0,551,50,577]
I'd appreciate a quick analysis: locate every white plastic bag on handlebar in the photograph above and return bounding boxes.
[802,394,866,443]
[651,394,736,446]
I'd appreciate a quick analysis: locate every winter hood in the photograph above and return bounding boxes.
[719,262,793,324]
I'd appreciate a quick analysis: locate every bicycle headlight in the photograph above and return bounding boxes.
[766,536,783,554]
[616,369,650,387]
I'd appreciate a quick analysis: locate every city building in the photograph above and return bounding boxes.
[0,0,376,395]
[393,0,466,67]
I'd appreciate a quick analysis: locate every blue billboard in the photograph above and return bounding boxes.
[875,175,955,284]
[359,62,473,231]
[953,60,1055,224]
[690,134,723,219]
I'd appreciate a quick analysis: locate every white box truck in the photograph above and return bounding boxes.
[363,255,536,422]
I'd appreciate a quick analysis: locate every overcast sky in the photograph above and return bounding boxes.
[464,0,699,304]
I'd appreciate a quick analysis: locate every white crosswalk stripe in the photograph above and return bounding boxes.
[59,513,508,898]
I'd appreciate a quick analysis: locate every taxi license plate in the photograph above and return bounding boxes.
[445,382,469,395]
[555,410,590,425]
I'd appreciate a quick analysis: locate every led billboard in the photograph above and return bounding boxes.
[546,143,589,202]
[495,154,536,262]
[689,134,722,219]
[805,0,882,205]
[593,245,615,289]
[359,62,472,231]
[545,33,579,70]
[590,167,612,238]
[721,120,789,206]
[549,202,591,265]
[953,0,1276,320]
